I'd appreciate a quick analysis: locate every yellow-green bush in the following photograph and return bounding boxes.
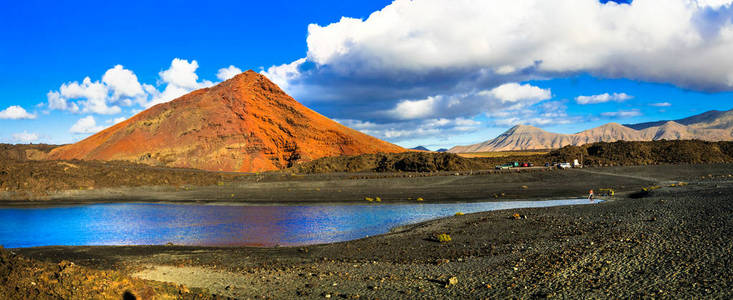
[642,185,662,192]
[435,233,452,243]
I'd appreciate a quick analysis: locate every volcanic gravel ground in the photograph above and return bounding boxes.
[14,166,733,298]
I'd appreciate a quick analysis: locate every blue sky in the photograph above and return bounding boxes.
[1,0,732,149]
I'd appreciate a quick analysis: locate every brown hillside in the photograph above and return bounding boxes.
[47,71,405,172]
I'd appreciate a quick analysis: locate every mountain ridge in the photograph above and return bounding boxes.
[410,146,431,151]
[449,109,733,153]
[624,110,728,130]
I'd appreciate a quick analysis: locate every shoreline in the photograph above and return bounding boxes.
[0,195,600,208]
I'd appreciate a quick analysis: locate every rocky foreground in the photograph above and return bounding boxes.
[0,247,215,299]
[9,165,733,299]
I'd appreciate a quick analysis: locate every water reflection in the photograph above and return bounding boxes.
[0,199,599,248]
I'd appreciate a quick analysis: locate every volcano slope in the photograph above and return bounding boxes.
[47,71,404,172]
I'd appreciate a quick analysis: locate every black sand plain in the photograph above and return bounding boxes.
[5,164,732,299]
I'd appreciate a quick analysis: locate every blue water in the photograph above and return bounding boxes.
[0,199,599,248]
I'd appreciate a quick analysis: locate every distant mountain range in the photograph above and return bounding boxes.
[623,110,729,130]
[410,146,431,151]
[409,146,449,152]
[449,109,733,153]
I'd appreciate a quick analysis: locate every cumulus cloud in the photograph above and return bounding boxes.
[388,97,437,120]
[70,116,104,134]
[102,65,145,101]
[0,105,36,119]
[106,117,127,124]
[576,92,633,104]
[383,82,551,121]
[46,91,79,112]
[291,0,733,92]
[262,58,307,92]
[491,100,581,127]
[216,65,243,81]
[11,131,39,143]
[60,77,121,114]
[46,59,224,114]
[601,109,642,118]
[337,117,481,141]
[258,0,733,141]
[649,102,672,107]
[159,58,206,89]
[46,65,147,114]
[698,0,733,8]
[145,58,215,107]
[486,83,552,103]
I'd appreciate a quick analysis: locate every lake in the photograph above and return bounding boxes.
[0,199,599,248]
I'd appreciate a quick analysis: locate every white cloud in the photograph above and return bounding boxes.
[649,102,672,107]
[257,0,733,141]
[384,83,551,121]
[46,91,79,112]
[698,0,733,8]
[102,65,145,100]
[576,92,633,104]
[145,58,214,107]
[483,83,552,103]
[47,65,147,114]
[47,60,218,113]
[388,96,438,120]
[70,116,104,134]
[159,58,205,89]
[264,0,733,118]
[294,0,733,92]
[491,100,580,127]
[261,58,307,91]
[601,109,642,118]
[0,105,36,119]
[106,117,127,124]
[11,131,39,143]
[216,65,243,81]
[59,77,121,114]
[337,117,481,141]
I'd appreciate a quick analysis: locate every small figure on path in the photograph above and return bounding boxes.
[588,189,594,202]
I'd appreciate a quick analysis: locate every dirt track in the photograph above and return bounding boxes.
[10,164,733,298]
